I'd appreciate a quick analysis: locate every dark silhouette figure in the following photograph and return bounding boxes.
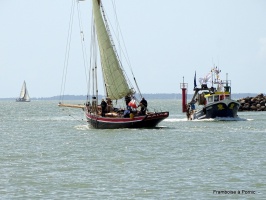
[101,99,107,117]
[139,97,148,115]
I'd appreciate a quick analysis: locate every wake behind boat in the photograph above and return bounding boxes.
[59,0,169,129]
[16,81,30,102]
[184,67,240,120]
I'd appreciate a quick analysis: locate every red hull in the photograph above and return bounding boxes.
[85,111,169,129]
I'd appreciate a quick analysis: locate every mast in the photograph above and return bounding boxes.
[224,73,231,93]
[95,63,98,105]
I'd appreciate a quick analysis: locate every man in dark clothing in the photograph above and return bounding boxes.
[125,95,131,106]
[101,99,107,117]
[140,97,147,107]
[139,97,148,115]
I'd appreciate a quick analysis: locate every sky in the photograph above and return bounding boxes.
[0,0,266,98]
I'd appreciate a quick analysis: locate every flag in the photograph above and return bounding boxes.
[194,71,197,88]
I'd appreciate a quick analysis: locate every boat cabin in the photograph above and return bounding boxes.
[195,79,232,106]
[203,92,231,105]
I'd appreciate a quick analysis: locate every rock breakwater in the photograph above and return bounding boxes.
[237,93,266,111]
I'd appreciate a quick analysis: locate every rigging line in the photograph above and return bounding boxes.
[100,3,123,74]
[91,5,105,99]
[110,0,136,97]
[102,7,126,68]
[114,23,134,77]
[87,11,94,101]
[104,4,132,74]
[92,26,96,98]
[60,108,88,125]
[103,3,141,95]
[76,1,89,89]
[111,0,121,61]
[100,3,133,94]
[93,25,100,99]
[62,2,75,101]
[114,23,143,96]
[60,0,75,102]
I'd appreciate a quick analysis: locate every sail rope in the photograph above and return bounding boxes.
[101,3,130,82]
[59,0,90,104]
[76,1,89,95]
[60,107,88,125]
[59,1,88,123]
[87,12,94,102]
[106,1,143,98]
[111,0,121,62]
[59,0,75,103]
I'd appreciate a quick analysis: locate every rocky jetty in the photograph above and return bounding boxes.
[237,93,266,111]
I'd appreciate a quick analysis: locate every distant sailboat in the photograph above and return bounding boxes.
[16,81,30,102]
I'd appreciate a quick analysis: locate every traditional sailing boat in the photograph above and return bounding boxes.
[16,81,30,102]
[59,0,169,129]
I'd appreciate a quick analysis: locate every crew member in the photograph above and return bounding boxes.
[101,99,107,117]
[139,97,148,115]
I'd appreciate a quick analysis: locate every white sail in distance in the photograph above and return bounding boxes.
[19,81,30,101]
[92,0,132,100]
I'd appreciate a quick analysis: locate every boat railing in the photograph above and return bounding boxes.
[214,79,231,86]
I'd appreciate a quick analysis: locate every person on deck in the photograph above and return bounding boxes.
[86,101,91,112]
[190,98,197,111]
[101,99,107,117]
[186,104,191,120]
[139,97,148,115]
[106,98,113,113]
[125,95,131,106]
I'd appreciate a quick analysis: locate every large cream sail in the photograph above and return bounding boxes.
[92,0,132,100]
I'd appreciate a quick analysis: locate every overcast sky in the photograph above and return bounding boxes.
[1,0,266,98]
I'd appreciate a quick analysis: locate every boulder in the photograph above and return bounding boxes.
[238,93,266,111]
[250,105,256,110]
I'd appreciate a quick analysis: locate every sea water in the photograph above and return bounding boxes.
[0,99,265,199]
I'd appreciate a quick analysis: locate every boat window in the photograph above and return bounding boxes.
[225,95,230,99]
[220,95,224,100]
[214,95,219,102]
[208,96,213,102]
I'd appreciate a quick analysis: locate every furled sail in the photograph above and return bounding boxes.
[92,0,132,100]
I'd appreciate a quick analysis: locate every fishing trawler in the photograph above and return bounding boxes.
[16,81,30,102]
[58,0,169,129]
[186,67,240,120]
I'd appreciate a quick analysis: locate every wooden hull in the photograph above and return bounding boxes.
[85,111,169,129]
[193,100,240,120]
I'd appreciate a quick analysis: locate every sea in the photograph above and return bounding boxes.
[0,99,265,199]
